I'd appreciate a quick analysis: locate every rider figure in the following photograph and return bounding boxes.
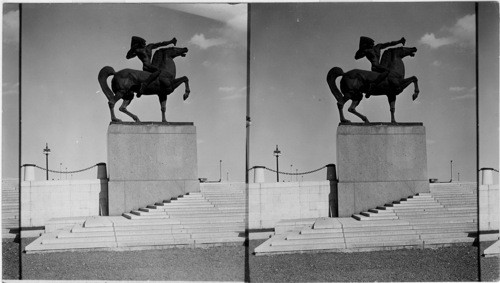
[126,36,177,98]
[354,36,406,98]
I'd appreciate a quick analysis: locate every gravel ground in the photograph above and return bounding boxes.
[2,237,499,281]
[2,238,20,280]
[248,239,499,282]
[17,237,246,281]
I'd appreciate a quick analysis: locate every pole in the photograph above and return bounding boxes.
[219,160,222,182]
[273,145,281,182]
[450,160,453,182]
[45,154,48,180]
[43,143,51,180]
[275,155,279,182]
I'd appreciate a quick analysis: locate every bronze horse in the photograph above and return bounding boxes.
[327,46,419,123]
[98,47,190,122]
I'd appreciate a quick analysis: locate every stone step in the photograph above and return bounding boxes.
[371,207,445,213]
[353,214,399,221]
[419,232,471,239]
[360,211,396,217]
[395,211,476,217]
[344,233,421,243]
[405,217,474,224]
[143,206,216,212]
[123,213,169,220]
[156,203,215,208]
[411,222,476,230]
[273,236,345,246]
[345,239,423,249]
[422,237,475,245]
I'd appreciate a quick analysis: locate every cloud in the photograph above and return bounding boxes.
[219,86,246,100]
[2,82,19,96]
[219,86,236,92]
[3,9,19,44]
[449,86,466,92]
[431,60,442,67]
[450,93,475,100]
[420,33,456,49]
[189,33,227,50]
[450,87,475,100]
[158,4,247,48]
[419,14,475,49]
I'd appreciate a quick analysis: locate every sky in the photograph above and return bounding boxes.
[249,2,498,183]
[2,3,247,181]
[1,2,498,185]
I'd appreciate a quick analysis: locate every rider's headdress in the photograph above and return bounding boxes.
[355,36,375,60]
[126,36,147,59]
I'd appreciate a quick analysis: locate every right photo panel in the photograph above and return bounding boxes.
[247,2,498,281]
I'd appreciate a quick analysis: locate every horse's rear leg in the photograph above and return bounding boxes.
[118,99,140,122]
[159,95,167,123]
[108,92,125,122]
[108,101,121,122]
[348,99,369,123]
[387,95,397,123]
[337,99,350,123]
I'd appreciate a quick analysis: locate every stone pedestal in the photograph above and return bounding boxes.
[107,122,199,215]
[336,123,429,217]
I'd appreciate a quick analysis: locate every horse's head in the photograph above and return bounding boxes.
[399,47,417,58]
[164,46,188,58]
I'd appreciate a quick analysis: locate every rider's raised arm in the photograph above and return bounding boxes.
[148,38,178,50]
[376,37,406,50]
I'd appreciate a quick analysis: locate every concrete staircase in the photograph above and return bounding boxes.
[25,183,246,253]
[2,179,19,239]
[255,183,478,255]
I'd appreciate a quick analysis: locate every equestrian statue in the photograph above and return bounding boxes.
[98,36,190,122]
[327,36,420,123]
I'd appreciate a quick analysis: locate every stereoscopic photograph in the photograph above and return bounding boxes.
[1,1,499,281]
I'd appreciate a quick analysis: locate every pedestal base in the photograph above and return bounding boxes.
[336,123,429,217]
[107,122,199,215]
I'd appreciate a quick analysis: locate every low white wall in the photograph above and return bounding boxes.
[21,179,108,227]
[479,184,499,231]
[249,181,330,229]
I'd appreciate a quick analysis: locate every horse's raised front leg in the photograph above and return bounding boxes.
[172,76,190,100]
[118,99,140,122]
[348,99,369,123]
[398,76,419,101]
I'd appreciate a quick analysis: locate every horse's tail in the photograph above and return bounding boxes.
[326,67,345,102]
[98,66,116,101]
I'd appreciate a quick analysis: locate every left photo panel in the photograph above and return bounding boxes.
[3,3,248,280]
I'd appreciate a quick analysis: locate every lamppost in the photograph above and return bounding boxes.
[273,145,281,182]
[219,160,222,182]
[290,164,293,182]
[43,143,51,180]
[450,160,453,183]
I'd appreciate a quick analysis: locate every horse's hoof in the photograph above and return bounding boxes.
[340,119,351,123]
[412,93,419,101]
[112,118,122,122]
[183,92,190,101]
